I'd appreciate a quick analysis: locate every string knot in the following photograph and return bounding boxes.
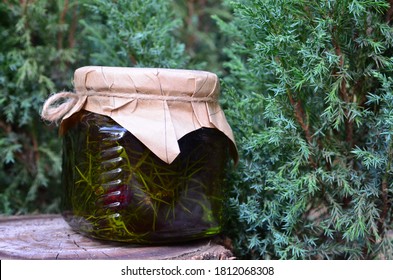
[41,92,78,123]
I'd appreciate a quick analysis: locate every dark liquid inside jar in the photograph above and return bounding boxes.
[61,110,230,243]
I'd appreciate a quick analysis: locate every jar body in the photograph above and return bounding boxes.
[61,110,229,243]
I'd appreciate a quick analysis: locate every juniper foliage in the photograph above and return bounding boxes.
[0,0,81,214]
[219,0,393,259]
[173,0,232,73]
[81,0,188,68]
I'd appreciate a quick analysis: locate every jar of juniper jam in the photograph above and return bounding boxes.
[41,66,237,243]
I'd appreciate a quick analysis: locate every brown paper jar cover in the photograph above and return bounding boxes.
[59,66,238,164]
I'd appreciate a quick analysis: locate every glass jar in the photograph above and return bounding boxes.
[62,110,232,243]
[42,66,237,243]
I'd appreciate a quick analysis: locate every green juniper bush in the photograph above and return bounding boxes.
[218,0,393,259]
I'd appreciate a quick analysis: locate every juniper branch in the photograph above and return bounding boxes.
[287,87,317,169]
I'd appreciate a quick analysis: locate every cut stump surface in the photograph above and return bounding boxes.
[0,214,234,260]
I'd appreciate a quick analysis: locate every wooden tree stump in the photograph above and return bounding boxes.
[0,214,234,260]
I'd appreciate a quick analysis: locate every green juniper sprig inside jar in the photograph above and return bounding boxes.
[41,66,237,243]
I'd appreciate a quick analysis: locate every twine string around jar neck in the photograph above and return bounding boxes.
[41,90,218,123]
